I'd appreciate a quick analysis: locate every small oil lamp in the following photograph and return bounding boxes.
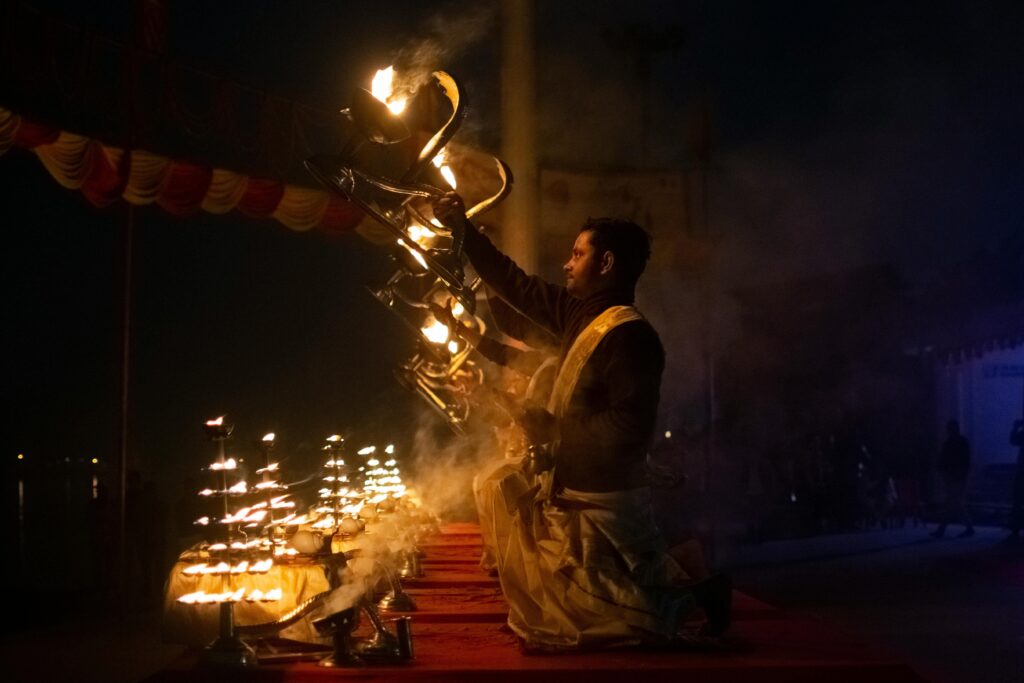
[198,415,257,668]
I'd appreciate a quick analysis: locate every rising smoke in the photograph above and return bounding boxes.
[406,404,501,522]
[390,1,497,95]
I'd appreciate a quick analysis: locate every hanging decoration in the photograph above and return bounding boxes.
[0,106,364,234]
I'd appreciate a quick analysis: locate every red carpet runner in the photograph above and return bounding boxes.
[150,522,929,682]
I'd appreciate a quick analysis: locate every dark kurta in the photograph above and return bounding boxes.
[462,226,664,493]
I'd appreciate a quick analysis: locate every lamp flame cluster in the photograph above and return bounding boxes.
[311,437,411,535]
[177,418,290,605]
[305,66,514,433]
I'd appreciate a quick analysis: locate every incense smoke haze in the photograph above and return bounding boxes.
[392,2,497,93]
[408,407,498,521]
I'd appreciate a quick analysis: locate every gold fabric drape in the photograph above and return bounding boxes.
[162,561,330,647]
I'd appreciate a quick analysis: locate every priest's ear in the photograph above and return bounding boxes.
[599,250,615,276]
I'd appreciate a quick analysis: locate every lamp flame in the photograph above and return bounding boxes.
[407,223,437,248]
[421,317,450,344]
[250,558,273,573]
[439,165,457,189]
[370,66,407,115]
[432,148,458,189]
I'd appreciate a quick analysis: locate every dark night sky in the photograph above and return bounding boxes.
[4,1,1022,491]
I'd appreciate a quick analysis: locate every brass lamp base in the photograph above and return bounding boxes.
[199,635,258,668]
[378,590,417,612]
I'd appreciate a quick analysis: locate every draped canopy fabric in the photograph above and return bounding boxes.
[0,106,364,234]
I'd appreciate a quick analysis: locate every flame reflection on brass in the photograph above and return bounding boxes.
[396,238,429,270]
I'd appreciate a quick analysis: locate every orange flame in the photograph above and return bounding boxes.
[370,66,407,115]
[421,317,450,344]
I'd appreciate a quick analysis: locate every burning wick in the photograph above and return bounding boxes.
[432,147,458,189]
[439,166,457,189]
[262,432,276,442]
[178,587,279,605]
[407,223,437,249]
[357,446,376,456]
[206,416,224,427]
[371,66,407,115]
[210,458,237,471]
[422,316,450,344]
[250,559,273,573]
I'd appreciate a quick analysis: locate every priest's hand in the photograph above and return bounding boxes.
[431,191,468,228]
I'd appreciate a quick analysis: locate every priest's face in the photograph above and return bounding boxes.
[564,230,606,298]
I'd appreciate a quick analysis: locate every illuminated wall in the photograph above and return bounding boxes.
[935,345,1024,475]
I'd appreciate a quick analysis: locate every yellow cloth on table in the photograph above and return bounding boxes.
[162,561,330,646]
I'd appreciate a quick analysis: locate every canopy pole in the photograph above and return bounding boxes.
[117,202,135,614]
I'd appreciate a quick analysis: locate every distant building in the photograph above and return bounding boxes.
[905,298,1024,512]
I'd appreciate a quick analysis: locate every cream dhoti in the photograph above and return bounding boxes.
[482,467,692,648]
[479,306,693,647]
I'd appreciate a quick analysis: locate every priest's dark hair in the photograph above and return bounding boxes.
[580,217,652,287]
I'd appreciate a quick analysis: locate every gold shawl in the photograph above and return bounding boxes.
[546,305,643,417]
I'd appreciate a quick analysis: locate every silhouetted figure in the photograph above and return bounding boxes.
[1009,420,1024,539]
[832,425,869,531]
[125,472,168,606]
[88,480,117,601]
[931,420,974,538]
[138,480,168,605]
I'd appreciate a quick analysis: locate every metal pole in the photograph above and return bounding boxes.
[117,202,135,613]
[500,0,538,272]
[702,165,717,563]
